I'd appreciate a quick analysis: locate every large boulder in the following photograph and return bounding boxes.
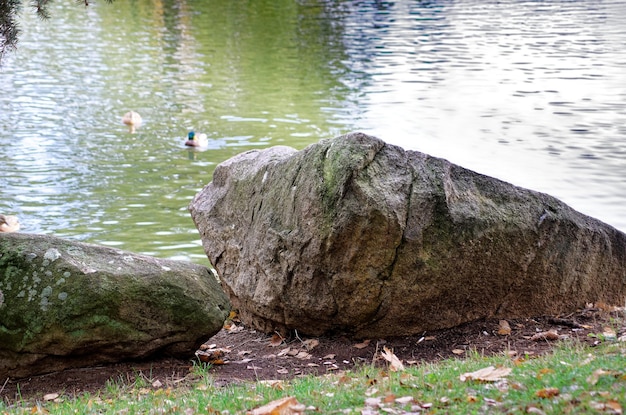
[189,133,626,338]
[0,233,231,378]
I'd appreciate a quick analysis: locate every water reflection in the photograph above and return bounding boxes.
[0,0,624,265]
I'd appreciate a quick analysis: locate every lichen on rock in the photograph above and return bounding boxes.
[0,233,231,378]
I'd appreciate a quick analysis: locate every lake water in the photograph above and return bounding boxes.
[1,0,625,265]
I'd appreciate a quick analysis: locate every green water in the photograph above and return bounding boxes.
[2,0,625,265]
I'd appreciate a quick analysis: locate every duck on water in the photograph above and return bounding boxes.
[185,131,208,147]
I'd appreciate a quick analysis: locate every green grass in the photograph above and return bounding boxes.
[2,341,625,414]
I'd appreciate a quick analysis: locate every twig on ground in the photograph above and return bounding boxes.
[0,377,9,395]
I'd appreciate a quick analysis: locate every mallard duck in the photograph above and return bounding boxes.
[122,111,142,133]
[0,214,20,233]
[185,131,208,147]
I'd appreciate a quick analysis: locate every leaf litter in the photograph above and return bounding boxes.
[3,303,625,412]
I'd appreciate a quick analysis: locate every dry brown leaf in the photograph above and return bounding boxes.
[460,366,512,382]
[452,349,465,355]
[195,349,229,364]
[498,320,511,335]
[354,339,371,349]
[587,368,612,385]
[322,354,336,359]
[295,351,312,359]
[536,368,555,379]
[277,347,291,357]
[259,380,285,390]
[605,400,623,413]
[269,333,285,347]
[530,330,559,341]
[395,396,414,405]
[302,339,319,350]
[535,387,559,398]
[383,394,396,403]
[43,393,59,402]
[248,396,305,415]
[381,346,405,371]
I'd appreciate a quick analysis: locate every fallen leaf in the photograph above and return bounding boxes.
[526,406,547,415]
[452,349,465,355]
[249,396,305,415]
[152,380,163,388]
[227,324,244,333]
[383,394,396,403]
[513,356,526,366]
[322,354,336,359]
[302,339,319,350]
[530,330,559,341]
[258,380,284,389]
[535,387,560,398]
[587,368,612,385]
[460,366,512,382]
[354,339,371,349]
[276,368,289,374]
[43,393,59,402]
[381,346,405,371]
[277,347,291,357]
[395,396,414,405]
[196,348,229,364]
[269,333,285,347]
[364,397,382,408]
[498,320,512,335]
[536,368,555,379]
[605,400,623,414]
[199,343,216,350]
[603,327,617,340]
[295,351,312,359]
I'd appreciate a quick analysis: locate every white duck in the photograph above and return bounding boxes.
[122,111,142,133]
[0,214,20,233]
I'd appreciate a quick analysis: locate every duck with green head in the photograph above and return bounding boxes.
[185,131,208,147]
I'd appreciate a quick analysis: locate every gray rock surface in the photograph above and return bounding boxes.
[0,233,230,378]
[189,132,626,338]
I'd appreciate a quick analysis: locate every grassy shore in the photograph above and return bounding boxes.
[2,339,625,414]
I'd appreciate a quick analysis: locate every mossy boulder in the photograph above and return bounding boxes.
[189,132,626,338]
[0,233,230,378]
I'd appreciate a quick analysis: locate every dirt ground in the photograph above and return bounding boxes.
[1,305,623,404]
